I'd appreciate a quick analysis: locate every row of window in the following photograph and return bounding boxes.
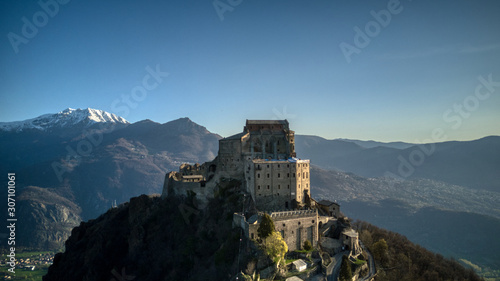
[256,183,309,190]
[256,172,308,178]
[256,163,309,169]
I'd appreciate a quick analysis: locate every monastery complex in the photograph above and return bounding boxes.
[161,120,362,257]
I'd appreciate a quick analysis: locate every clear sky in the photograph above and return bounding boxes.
[1,0,499,142]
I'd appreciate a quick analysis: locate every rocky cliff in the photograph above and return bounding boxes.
[18,186,82,250]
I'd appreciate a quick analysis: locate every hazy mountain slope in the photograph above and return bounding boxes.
[309,166,500,270]
[337,138,416,149]
[310,166,500,219]
[296,135,500,192]
[0,113,221,249]
[344,199,500,270]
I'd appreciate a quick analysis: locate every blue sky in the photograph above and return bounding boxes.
[1,0,499,142]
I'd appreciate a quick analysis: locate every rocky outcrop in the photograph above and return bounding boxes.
[44,180,251,281]
[17,186,82,250]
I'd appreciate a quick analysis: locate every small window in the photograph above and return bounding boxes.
[258,173,260,178]
[267,165,269,168]
[267,185,270,189]
[293,173,295,178]
[287,185,290,189]
[283,223,286,227]
[287,173,290,178]
[287,164,289,168]
[312,220,315,223]
[278,164,280,168]
[277,193,280,196]
[258,185,261,190]
[298,222,301,225]
[278,173,280,178]
[267,174,270,178]
[278,185,281,189]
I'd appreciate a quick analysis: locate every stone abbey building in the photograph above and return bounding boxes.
[162,120,360,254]
[162,120,311,211]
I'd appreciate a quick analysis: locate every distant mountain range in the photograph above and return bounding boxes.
[335,138,416,149]
[295,135,500,192]
[1,108,499,271]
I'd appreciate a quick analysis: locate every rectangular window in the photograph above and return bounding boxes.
[258,173,260,178]
[278,173,280,178]
[287,173,290,178]
[278,185,281,189]
[267,185,270,189]
[267,174,270,178]
[292,173,295,178]
[258,185,261,189]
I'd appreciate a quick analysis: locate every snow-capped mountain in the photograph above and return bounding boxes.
[0,108,129,132]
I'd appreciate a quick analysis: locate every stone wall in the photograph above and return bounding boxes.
[270,209,318,251]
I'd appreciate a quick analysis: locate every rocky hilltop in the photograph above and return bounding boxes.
[43,189,482,281]
[44,180,249,281]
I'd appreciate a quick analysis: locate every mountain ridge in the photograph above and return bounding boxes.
[0,108,129,132]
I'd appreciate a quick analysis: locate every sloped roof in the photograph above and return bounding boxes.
[318,200,339,207]
[292,259,307,269]
[286,276,303,281]
[223,131,247,140]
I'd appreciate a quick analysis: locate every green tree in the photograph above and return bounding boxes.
[339,255,352,281]
[262,231,288,265]
[303,240,312,251]
[372,238,389,265]
[258,213,275,239]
